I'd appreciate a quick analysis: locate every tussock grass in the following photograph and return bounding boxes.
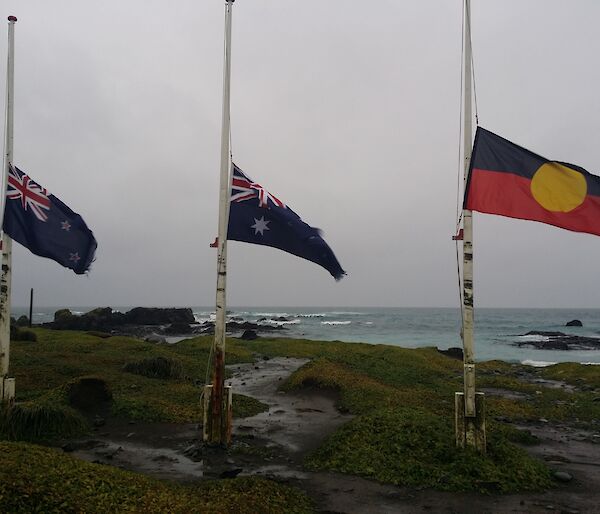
[0,399,86,441]
[123,356,184,379]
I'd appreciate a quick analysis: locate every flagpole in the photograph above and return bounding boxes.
[0,16,17,403]
[455,0,485,452]
[205,0,234,446]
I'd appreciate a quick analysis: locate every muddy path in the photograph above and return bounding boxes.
[68,357,600,513]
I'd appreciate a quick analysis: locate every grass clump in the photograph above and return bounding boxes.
[123,356,184,379]
[0,441,314,513]
[0,398,86,441]
[11,326,37,342]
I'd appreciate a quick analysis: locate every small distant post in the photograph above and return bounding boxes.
[28,288,33,327]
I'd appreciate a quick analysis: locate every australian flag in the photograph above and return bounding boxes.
[3,164,97,274]
[228,164,345,280]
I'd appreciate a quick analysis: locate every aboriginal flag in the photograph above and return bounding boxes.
[464,127,600,236]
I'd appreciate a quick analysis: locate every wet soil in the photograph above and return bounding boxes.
[67,357,600,513]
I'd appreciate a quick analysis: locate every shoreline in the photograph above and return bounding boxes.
[11,305,600,365]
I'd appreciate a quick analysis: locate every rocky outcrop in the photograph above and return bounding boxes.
[516,331,600,351]
[123,307,194,325]
[437,347,463,360]
[49,307,195,332]
[46,307,287,340]
[198,320,286,336]
[53,307,122,330]
[566,319,583,327]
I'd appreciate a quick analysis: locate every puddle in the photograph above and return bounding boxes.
[73,440,204,481]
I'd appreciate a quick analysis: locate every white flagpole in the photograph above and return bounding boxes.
[456,0,485,452]
[205,0,234,445]
[0,16,17,403]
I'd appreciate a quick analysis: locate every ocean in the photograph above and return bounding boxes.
[12,306,600,366]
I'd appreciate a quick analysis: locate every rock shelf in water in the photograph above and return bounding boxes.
[515,330,600,351]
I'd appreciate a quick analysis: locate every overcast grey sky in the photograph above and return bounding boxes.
[1,0,599,309]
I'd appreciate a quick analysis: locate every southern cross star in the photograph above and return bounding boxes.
[61,220,71,231]
[251,216,270,236]
[69,252,81,263]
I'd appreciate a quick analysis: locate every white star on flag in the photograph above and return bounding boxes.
[251,216,270,236]
[61,221,71,231]
[69,252,81,263]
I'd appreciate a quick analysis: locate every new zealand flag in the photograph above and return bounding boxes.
[3,164,97,274]
[228,164,345,280]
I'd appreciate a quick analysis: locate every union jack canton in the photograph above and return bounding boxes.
[231,164,285,209]
[6,164,51,222]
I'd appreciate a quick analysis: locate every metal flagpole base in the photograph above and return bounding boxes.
[455,391,486,453]
[202,384,232,445]
[1,377,15,404]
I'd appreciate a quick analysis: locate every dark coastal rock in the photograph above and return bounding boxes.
[515,331,600,351]
[52,307,122,330]
[164,322,192,335]
[122,307,194,325]
[437,347,463,360]
[145,334,167,344]
[48,307,195,334]
[566,319,583,327]
[219,468,243,479]
[553,471,573,482]
[16,315,29,327]
[241,330,258,340]
[198,320,287,337]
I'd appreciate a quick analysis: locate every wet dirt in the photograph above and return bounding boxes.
[67,357,600,514]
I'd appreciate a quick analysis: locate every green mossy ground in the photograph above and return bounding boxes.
[235,338,600,492]
[2,329,598,509]
[0,442,313,514]
[6,329,265,440]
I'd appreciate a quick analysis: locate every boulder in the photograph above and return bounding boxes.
[49,307,195,332]
[241,329,258,340]
[566,319,583,327]
[123,307,195,325]
[164,322,192,334]
[517,331,600,350]
[16,315,29,327]
[553,471,573,483]
[145,334,167,344]
[437,347,463,360]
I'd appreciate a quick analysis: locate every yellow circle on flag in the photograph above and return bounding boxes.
[530,162,587,212]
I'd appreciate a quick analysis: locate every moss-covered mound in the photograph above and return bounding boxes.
[305,408,552,493]
[0,442,313,513]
